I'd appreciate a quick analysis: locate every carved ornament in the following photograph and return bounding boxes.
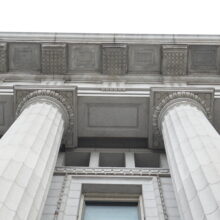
[14,86,77,148]
[149,88,214,149]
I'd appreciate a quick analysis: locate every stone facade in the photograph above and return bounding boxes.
[0,33,220,220]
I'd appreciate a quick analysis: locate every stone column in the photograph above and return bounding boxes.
[0,91,70,220]
[160,102,220,220]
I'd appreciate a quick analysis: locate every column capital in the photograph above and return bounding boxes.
[14,85,78,148]
[149,87,214,149]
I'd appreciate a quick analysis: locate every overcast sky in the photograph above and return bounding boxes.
[0,0,219,35]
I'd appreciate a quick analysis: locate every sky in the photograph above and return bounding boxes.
[0,0,219,35]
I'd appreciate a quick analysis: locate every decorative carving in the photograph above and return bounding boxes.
[0,43,7,72]
[42,44,67,75]
[102,44,128,75]
[16,90,72,129]
[149,88,214,149]
[156,176,168,220]
[55,167,170,177]
[162,45,187,76]
[69,44,100,72]
[129,45,160,73]
[54,174,68,217]
[14,86,77,148]
[189,45,220,73]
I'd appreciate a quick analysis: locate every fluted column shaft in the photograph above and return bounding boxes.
[0,101,64,220]
[162,103,220,220]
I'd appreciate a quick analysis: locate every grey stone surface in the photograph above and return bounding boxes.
[128,45,160,73]
[9,43,40,72]
[188,45,220,73]
[68,44,100,72]
[78,96,148,138]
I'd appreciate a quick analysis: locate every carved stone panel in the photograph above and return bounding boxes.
[162,45,187,76]
[149,87,214,149]
[189,45,220,73]
[0,43,7,73]
[102,44,128,75]
[129,45,160,73]
[9,43,40,72]
[68,44,100,72]
[42,44,67,75]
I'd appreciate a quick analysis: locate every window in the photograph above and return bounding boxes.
[83,201,139,220]
[79,184,144,220]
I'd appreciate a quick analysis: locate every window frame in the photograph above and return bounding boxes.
[78,193,145,220]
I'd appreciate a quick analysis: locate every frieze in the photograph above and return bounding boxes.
[162,45,187,76]
[0,43,7,72]
[14,85,77,148]
[41,43,67,75]
[149,88,214,149]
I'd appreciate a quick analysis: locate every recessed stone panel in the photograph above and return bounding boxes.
[129,45,160,73]
[0,43,7,72]
[189,45,220,73]
[78,96,148,137]
[68,44,100,72]
[162,45,187,76]
[102,44,128,75]
[88,103,138,128]
[9,43,40,72]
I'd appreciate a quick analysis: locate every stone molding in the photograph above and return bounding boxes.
[2,32,220,44]
[149,88,214,149]
[55,166,170,177]
[162,45,187,76]
[14,85,77,148]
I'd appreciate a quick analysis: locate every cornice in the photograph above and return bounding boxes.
[1,32,220,44]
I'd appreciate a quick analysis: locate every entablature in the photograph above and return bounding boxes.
[1,33,220,84]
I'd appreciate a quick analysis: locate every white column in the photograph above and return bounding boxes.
[161,103,220,220]
[0,101,65,220]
